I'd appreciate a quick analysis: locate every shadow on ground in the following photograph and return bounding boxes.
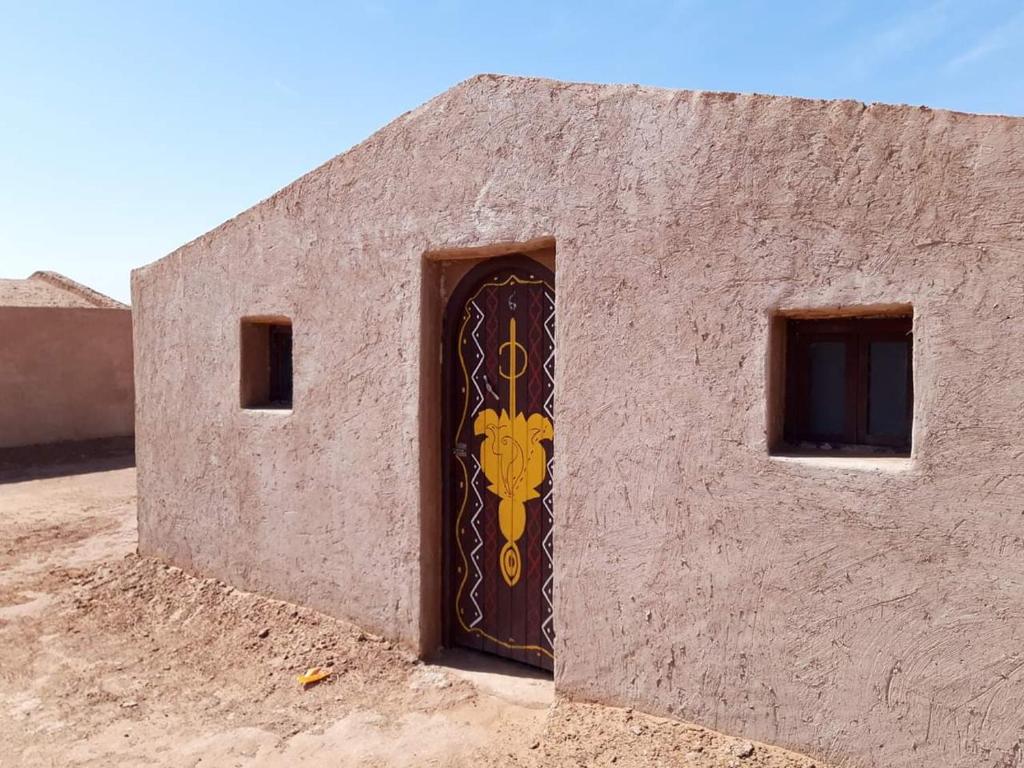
[429,647,553,708]
[0,436,134,484]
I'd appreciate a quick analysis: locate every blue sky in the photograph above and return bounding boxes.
[1,1,1022,302]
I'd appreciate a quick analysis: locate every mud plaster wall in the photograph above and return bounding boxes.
[0,306,134,448]
[132,76,1024,768]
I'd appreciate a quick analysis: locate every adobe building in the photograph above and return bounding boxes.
[132,76,1024,767]
[0,271,134,449]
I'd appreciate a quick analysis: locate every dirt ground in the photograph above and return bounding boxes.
[0,466,830,768]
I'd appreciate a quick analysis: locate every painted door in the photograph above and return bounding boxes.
[444,257,555,670]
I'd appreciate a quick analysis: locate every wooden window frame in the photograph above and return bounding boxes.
[240,317,293,411]
[268,324,293,407]
[784,317,913,453]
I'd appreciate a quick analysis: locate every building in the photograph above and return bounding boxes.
[0,271,134,450]
[132,76,1024,768]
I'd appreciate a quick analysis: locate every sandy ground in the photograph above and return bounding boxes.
[0,466,830,768]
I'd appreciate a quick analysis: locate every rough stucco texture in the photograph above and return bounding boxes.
[0,306,134,448]
[132,76,1024,767]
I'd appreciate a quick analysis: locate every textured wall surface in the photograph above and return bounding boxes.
[0,271,128,309]
[132,75,1024,767]
[0,306,134,448]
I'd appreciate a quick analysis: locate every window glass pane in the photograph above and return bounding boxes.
[808,341,845,436]
[868,341,908,437]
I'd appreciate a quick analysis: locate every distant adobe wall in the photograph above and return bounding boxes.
[133,75,1024,768]
[0,306,134,448]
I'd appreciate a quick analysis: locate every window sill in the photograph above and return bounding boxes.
[769,453,913,473]
[241,406,293,414]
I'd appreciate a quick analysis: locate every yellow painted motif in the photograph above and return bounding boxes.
[474,317,554,587]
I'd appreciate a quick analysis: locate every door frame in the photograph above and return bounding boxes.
[439,254,556,662]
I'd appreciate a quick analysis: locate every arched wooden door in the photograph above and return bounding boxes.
[442,256,555,671]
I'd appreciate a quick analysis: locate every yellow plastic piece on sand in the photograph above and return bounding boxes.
[297,667,331,686]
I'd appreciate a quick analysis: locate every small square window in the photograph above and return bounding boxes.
[777,315,912,455]
[240,318,293,410]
